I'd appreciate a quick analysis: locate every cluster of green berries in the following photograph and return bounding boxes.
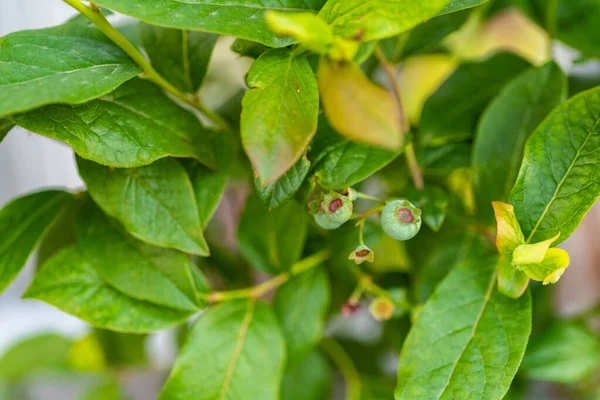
[311,191,422,242]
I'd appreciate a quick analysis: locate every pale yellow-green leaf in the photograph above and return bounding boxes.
[497,256,529,299]
[512,232,560,265]
[516,248,570,285]
[318,58,402,150]
[492,201,524,255]
[265,12,333,55]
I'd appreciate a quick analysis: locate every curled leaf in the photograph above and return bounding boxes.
[512,232,560,265]
[492,201,525,255]
[516,248,570,285]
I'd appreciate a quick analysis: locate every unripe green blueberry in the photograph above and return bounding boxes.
[313,191,353,230]
[381,199,422,241]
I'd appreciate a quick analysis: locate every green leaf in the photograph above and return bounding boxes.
[14,79,216,169]
[159,300,286,400]
[78,157,209,255]
[0,334,72,380]
[93,0,325,47]
[0,17,141,116]
[473,62,567,222]
[274,268,330,367]
[318,0,451,42]
[94,329,148,367]
[523,322,600,384]
[238,194,308,274]
[407,186,449,232]
[497,256,529,299]
[281,351,332,400]
[420,53,530,147]
[515,247,570,285]
[187,162,229,228]
[492,201,525,256]
[80,380,123,400]
[265,12,334,55]
[417,143,471,178]
[510,86,600,245]
[231,39,270,60]
[242,49,318,185]
[396,254,532,399]
[140,25,217,93]
[0,190,71,294]
[440,0,489,15]
[256,155,311,210]
[0,118,14,143]
[75,201,206,311]
[512,232,559,265]
[312,116,399,190]
[25,246,194,332]
[318,58,402,151]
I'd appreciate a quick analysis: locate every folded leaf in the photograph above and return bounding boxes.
[242,49,318,185]
[510,87,600,244]
[497,256,529,299]
[140,25,217,93]
[0,17,141,116]
[0,190,71,294]
[516,248,569,285]
[187,163,229,228]
[93,0,325,47]
[265,12,334,55]
[14,79,216,169]
[25,246,194,332]
[319,0,451,42]
[318,58,402,151]
[238,194,308,274]
[274,268,330,367]
[396,253,532,399]
[159,300,286,400]
[473,63,567,223]
[512,232,560,265]
[256,155,311,210]
[420,53,530,147]
[492,201,524,255]
[78,157,209,255]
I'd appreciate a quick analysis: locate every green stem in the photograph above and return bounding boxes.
[205,250,330,303]
[355,191,383,202]
[62,0,232,132]
[374,46,425,190]
[350,205,384,220]
[320,339,361,400]
[358,218,365,246]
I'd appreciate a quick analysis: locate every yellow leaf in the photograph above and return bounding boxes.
[512,232,560,265]
[492,201,524,255]
[516,248,570,284]
[318,57,402,150]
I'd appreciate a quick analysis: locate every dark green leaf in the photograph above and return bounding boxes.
[396,9,471,60]
[420,53,530,147]
[523,321,600,384]
[78,157,209,255]
[510,87,600,244]
[25,246,194,332]
[473,62,566,223]
[0,118,14,143]
[0,18,141,116]
[93,0,325,47]
[407,186,449,232]
[417,143,472,178]
[14,79,216,169]
[238,194,308,274]
[396,254,532,399]
[0,334,72,380]
[94,329,147,367]
[274,268,330,367]
[159,300,286,400]
[0,190,71,294]
[256,155,311,210]
[241,49,318,185]
[76,201,207,311]
[231,39,270,59]
[440,0,489,15]
[282,351,332,400]
[318,0,451,42]
[141,25,217,93]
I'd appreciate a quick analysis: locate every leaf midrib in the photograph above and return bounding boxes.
[526,116,600,242]
[435,268,498,399]
[217,300,256,400]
